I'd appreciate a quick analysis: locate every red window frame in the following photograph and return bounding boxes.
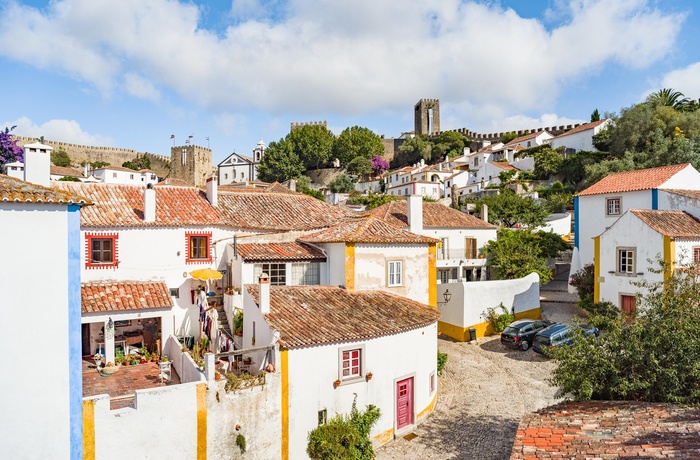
[85,233,119,269]
[186,232,212,264]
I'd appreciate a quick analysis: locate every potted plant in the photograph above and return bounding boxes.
[334,379,341,388]
[160,355,170,363]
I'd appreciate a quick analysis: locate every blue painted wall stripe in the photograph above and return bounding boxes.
[574,196,579,250]
[652,188,659,210]
[67,204,82,460]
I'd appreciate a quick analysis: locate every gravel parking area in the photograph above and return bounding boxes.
[376,292,586,460]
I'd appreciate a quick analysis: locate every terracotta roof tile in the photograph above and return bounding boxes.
[246,285,440,348]
[489,162,518,171]
[217,190,350,231]
[154,178,191,187]
[577,164,692,196]
[236,241,327,262]
[368,201,496,229]
[552,119,608,139]
[505,130,551,146]
[511,401,700,459]
[300,216,439,244]
[630,209,700,238]
[81,280,173,314]
[53,182,222,228]
[51,166,85,178]
[0,174,91,205]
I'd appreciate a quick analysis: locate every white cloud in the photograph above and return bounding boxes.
[6,116,114,146]
[0,0,686,118]
[659,62,700,100]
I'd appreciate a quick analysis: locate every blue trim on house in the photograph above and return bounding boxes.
[67,204,82,460]
[652,188,659,210]
[574,196,579,250]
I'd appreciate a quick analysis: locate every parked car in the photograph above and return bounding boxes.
[500,319,554,351]
[533,323,600,356]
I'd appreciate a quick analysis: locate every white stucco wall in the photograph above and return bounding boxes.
[324,242,348,287]
[577,190,651,266]
[658,165,700,190]
[422,227,495,270]
[437,273,540,330]
[354,244,430,304]
[80,226,233,337]
[539,212,572,238]
[658,190,700,215]
[549,120,611,153]
[286,323,438,459]
[597,212,665,307]
[0,202,75,459]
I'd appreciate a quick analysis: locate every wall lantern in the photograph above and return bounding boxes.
[438,289,452,306]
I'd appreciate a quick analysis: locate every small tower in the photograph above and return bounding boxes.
[170,144,212,188]
[253,139,266,163]
[414,99,440,136]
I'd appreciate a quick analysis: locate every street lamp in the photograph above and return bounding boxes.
[438,289,452,306]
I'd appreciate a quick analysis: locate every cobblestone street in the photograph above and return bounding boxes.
[376,276,585,460]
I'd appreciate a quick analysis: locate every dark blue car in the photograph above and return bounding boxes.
[533,323,599,355]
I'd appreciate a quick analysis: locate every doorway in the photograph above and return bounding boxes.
[396,377,414,431]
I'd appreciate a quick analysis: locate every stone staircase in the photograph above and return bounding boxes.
[540,267,586,324]
[216,307,235,342]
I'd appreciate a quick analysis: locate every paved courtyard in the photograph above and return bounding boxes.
[376,276,585,460]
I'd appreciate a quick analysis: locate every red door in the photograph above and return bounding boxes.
[396,377,414,430]
[621,295,636,318]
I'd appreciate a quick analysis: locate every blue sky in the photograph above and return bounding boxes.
[1,0,699,165]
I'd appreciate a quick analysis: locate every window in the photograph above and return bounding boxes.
[290,262,320,285]
[465,237,478,259]
[169,288,180,298]
[440,237,449,260]
[186,232,212,263]
[430,371,436,394]
[317,409,327,426]
[388,260,403,287]
[694,247,700,264]
[340,348,362,380]
[439,269,450,284]
[112,172,117,178]
[85,233,118,269]
[606,197,621,216]
[617,248,636,274]
[254,263,286,285]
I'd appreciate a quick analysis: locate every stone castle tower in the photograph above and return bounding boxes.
[414,99,440,135]
[170,144,213,188]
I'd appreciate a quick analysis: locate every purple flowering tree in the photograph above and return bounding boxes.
[370,155,389,177]
[0,126,24,167]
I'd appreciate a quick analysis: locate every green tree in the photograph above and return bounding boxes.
[288,124,335,170]
[501,131,518,144]
[474,189,549,228]
[122,155,151,171]
[346,156,373,178]
[431,131,469,161]
[392,134,432,167]
[51,146,71,167]
[482,229,568,284]
[332,126,384,167]
[329,174,356,193]
[520,145,563,179]
[350,191,399,209]
[294,175,325,200]
[307,396,381,460]
[591,109,601,122]
[550,260,700,403]
[257,139,305,183]
[646,88,692,111]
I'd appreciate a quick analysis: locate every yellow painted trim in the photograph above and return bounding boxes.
[428,243,437,307]
[196,383,207,460]
[281,349,289,460]
[417,391,437,420]
[345,243,355,291]
[82,399,95,460]
[373,428,394,445]
[663,235,675,286]
[594,236,600,303]
[438,307,542,342]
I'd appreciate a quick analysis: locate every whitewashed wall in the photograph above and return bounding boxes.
[658,190,700,215]
[422,227,496,268]
[354,244,430,304]
[242,289,277,371]
[539,212,572,238]
[324,242,348,287]
[437,273,540,329]
[577,189,651,266]
[0,202,78,460]
[659,166,700,189]
[286,323,438,459]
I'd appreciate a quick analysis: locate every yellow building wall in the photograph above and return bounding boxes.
[438,307,542,342]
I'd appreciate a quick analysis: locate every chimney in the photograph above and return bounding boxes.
[206,174,218,207]
[288,179,296,192]
[408,194,423,234]
[144,183,156,222]
[259,273,270,314]
[23,141,52,187]
[481,204,489,223]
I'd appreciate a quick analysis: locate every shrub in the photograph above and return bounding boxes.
[307,395,381,460]
[235,434,246,454]
[437,351,448,375]
[484,303,514,333]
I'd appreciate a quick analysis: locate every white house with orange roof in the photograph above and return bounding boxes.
[549,119,611,154]
[242,278,440,459]
[1,174,91,460]
[595,209,700,313]
[444,169,470,198]
[386,179,441,199]
[505,130,554,149]
[572,164,700,276]
[89,165,158,185]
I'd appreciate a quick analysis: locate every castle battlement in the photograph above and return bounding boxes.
[443,123,583,141]
[290,121,328,131]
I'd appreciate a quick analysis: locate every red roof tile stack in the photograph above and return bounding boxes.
[577,164,691,196]
[246,285,440,348]
[300,216,439,244]
[1,174,91,205]
[552,119,607,139]
[511,401,700,459]
[81,281,174,313]
[630,209,700,238]
[369,201,496,229]
[237,241,327,262]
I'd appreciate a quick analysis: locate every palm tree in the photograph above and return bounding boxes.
[646,88,691,111]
